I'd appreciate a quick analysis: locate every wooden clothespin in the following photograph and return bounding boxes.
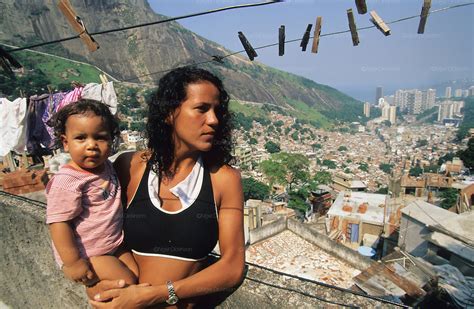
[355,0,367,14]
[347,9,360,46]
[278,25,285,56]
[418,0,431,34]
[58,0,99,52]
[19,89,25,98]
[311,17,323,54]
[300,24,313,52]
[238,31,258,61]
[370,11,391,36]
[0,45,22,77]
[99,73,109,85]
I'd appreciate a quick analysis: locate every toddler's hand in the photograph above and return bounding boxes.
[63,258,97,285]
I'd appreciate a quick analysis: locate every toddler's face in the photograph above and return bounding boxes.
[61,113,112,173]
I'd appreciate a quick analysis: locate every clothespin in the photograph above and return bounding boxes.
[418,0,431,34]
[347,9,360,46]
[58,0,99,52]
[47,85,53,94]
[19,89,25,98]
[238,31,258,61]
[99,73,109,85]
[212,55,224,64]
[0,45,22,77]
[278,25,285,56]
[355,0,367,14]
[300,24,313,52]
[370,11,391,36]
[311,17,323,54]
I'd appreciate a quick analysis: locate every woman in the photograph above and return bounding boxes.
[90,67,245,308]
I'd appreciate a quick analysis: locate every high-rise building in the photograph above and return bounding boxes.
[469,86,474,97]
[453,101,465,115]
[363,102,371,117]
[438,101,454,121]
[389,106,397,125]
[375,86,383,105]
[445,86,452,98]
[406,90,423,115]
[454,89,463,97]
[422,89,436,110]
[394,90,408,112]
[462,90,469,97]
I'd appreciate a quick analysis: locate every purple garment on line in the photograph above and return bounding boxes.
[41,92,66,148]
[26,94,52,155]
[56,87,83,112]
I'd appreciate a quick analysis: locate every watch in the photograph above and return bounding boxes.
[165,281,179,305]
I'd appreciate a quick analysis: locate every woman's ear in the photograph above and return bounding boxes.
[165,114,174,125]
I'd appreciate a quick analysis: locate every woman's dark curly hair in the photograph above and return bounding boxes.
[50,99,120,149]
[147,66,233,177]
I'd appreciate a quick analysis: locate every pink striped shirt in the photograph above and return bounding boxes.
[46,160,123,266]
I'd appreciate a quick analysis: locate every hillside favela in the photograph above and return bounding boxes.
[0,1,473,308]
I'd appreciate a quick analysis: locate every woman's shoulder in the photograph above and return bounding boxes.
[209,163,241,180]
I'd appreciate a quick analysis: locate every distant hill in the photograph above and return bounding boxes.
[0,0,365,125]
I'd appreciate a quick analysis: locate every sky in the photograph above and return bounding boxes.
[148,0,474,103]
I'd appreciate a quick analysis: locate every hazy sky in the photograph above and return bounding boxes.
[148,0,474,103]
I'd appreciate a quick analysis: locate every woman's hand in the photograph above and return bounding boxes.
[89,283,152,309]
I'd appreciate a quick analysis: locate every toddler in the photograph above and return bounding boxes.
[46,99,137,294]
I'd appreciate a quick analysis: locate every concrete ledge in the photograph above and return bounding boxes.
[0,193,393,308]
[249,217,287,244]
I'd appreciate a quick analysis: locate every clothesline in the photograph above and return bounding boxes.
[0,81,118,171]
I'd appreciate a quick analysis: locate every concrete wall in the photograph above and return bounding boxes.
[0,193,392,308]
[398,215,430,257]
[287,218,373,270]
[249,217,286,244]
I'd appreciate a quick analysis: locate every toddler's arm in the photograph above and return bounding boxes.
[49,222,97,285]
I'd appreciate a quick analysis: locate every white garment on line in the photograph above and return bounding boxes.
[81,81,118,115]
[0,98,27,156]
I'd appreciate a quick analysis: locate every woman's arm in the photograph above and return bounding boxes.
[91,165,245,307]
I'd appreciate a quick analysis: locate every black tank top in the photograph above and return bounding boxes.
[123,161,219,261]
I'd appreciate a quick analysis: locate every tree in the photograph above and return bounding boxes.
[322,160,336,169]
[264,141,280,154]
[338,145,348,152]
[359,162,369,172]
[291,131,299,141]
[313,171,332,185]
[288,189,310,213]
[458,137,474,171]
[379,163,393,174]
[416,139,428,147]
[274,120,284,127]
[242,178,270,201]
[409,166,423,177]
[249,137,258,145]
[312,143,322,151]
[439,188,458,210]
[260,152,310,190]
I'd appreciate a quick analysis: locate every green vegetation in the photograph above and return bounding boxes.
[242,178,270,201]
[285,98,330,128]
[409,165,423,177]
[416,139,429,147]
[416,106,438,123]
[456,97,474,141]
[312,171,332,185]
[260,152,309,190]
[264,141,280,154]
[439,188,458,210]
[379,163,393,174]
[458,137,474,171]
[229,100,267,119]
[359,162,369,172]
[322,160,336,169]
[338,145,348,151]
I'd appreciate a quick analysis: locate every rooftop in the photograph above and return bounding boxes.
[246,230,360,289]
[327,191,387,225]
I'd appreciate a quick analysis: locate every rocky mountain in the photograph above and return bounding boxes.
[0,0,363,124]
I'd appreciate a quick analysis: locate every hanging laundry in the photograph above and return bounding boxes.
[26,94,53,156]
[0,97,27,156]
[42,92,66,146]
[56,86,83,112]
[81,82,118,115]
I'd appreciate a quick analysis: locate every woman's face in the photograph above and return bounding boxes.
[171,81,221,155]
